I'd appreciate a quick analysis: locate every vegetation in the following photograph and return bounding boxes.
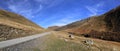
[33,32,88,51]
[56,6,120,42]
[87,31,120,42]
[0,10,43,41]
[33,31,120,51]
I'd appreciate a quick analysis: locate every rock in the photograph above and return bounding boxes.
[69,34,74,39]
[0,24,35,41]
[113,48,117,51]
[64,39,68,42]
[84,39,94,45]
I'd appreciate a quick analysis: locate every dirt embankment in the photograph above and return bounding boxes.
[0,24,39,41]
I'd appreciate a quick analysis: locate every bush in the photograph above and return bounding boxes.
[88,30,120,42]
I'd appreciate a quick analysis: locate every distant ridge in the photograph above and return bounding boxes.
[47,26,60,30]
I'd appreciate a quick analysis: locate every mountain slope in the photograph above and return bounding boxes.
[47,26,60,30]
[103,6,120,32]
[56,6,120,42]
[56,16,106,34]
[0,10,43,41]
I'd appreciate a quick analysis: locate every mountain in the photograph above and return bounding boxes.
[0,10,43,41]
[47,26,60,30]
[56,6,120,42]
[56,16,106,34]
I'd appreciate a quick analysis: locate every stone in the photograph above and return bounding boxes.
[84,39,94,45]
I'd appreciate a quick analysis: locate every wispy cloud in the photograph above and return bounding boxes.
[35,0,65,9]
[85,2,105,16]
[7,0,64,19]
[7,0,43,19]
[32,4,43,14]
[86,6,98,16]
[47,0,65,8]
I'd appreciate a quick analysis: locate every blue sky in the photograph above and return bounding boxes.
[0,0,120,28]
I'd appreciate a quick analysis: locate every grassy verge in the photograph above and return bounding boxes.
[33,33,88,51]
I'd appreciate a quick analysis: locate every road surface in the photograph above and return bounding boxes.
[0,32,51,49]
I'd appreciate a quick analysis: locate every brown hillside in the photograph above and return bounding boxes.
[0,10,43,41]
[103,6,120,32]
[56,16,106,34]
[56,6,120,42]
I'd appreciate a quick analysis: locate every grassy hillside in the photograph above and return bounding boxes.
[56,6,120,42]
[56,16,106,34]
[0,10,42,30]
[0,10,43,41]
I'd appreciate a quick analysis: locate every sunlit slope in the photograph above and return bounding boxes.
[0,10,43,30]
[56,16,106,34]
[56,6,120,42]
[56,6,120,33]
[0,10,43,41]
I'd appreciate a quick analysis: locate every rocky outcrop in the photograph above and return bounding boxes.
[0,24,37,41]
[0,9,43,41]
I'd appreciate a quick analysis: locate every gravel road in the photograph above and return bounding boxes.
[0,32,52,51]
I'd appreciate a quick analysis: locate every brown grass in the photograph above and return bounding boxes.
[0,9,43,41]
[34,31,120,51]
[0,10,43,31]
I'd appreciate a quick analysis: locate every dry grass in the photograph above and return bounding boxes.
[33,31,120,51]
[0,10,44,41]
[33,32,88,51]
[56,6,120,43]
[0,10,43,31]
